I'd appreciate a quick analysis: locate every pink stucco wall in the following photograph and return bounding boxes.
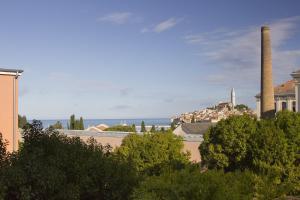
[0,74,19,152]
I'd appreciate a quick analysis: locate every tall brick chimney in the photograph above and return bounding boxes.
[260,26,275,118]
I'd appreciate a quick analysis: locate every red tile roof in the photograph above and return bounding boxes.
[274,79,295,95]
[256,79,295,97]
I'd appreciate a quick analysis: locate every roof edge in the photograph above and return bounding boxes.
[0,68,23,73]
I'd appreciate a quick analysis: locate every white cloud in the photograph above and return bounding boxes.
[142,17,182,33]
[185,16,300,86]
[97,12,133,24]
[154,18,181,33]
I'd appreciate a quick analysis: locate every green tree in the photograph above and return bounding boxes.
[150,125,156,133]
[0,120,138,199]
[200,115,257,171]
[200,112,300,196]
[140,121,146,133]
[79,117,84,130]
[131,124,137,132]
[18,115,27,129]
[116,132,190,175]
[69,115,84,130]
[249,118,299,194]
[234,104,250,111]
[131,169,256,200]
[105,125,136,132]
[49,121,63,129]
[69,114,75,130]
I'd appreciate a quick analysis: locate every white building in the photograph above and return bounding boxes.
[255,79,296,118]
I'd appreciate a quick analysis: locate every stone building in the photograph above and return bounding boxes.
[0,68,23,152]
[255,79,296,118]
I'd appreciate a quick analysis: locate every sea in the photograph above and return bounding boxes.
[32,118,171,129]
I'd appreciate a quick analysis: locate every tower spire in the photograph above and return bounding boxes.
[231,88,236,107]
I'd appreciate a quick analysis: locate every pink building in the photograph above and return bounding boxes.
[0,68,23,152]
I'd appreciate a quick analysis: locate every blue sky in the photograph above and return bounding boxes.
[1,0,300,119]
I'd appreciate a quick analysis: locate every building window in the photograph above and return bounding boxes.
[274,102,277,112]
[293,101,296,112]
[282,101,287,110]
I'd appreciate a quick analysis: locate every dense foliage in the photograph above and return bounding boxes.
[0,121,137,199]
[200,111,300,196]
[105,125,136,132]
[116,132,190,176]
[132,169,256,200]
[1,111,299,199]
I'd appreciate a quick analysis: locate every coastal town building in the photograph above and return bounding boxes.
[0,68,23,152]
[255,79,296,118]
[172,89,253,124]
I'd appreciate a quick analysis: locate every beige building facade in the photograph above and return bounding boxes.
[0,68,23,152]
[256,79,296,118]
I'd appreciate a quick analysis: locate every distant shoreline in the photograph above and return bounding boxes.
[29,118,171,129]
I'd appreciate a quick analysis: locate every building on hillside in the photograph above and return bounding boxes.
[255,79,296,118]
[173,122,214,136]
[0,68,23,152]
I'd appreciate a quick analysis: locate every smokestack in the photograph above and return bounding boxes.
[260,26,275,118]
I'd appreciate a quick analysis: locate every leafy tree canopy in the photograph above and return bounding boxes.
[105,125,136,132]
[0,120,138,200]
[49,121,63,129]
[200,111,300,195]
[116,132,190,176]
[132,169,256,200]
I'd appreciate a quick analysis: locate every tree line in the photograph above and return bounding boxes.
[3,111,299,199]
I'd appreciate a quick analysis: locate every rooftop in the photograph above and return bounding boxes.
[181,122,214,135]
[256,79,295,97]
[0,68,23,75]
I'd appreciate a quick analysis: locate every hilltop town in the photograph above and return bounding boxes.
[172,89,255,124]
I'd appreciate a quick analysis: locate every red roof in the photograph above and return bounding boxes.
[256,79,295,97]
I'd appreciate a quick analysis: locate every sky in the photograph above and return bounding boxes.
[1,0,300,119]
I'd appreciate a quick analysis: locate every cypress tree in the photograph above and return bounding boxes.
[141,121,146,132]
[132,124,137,132]
[150,125,156,133]
[70,114,75,130]
[79,117,84,130]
